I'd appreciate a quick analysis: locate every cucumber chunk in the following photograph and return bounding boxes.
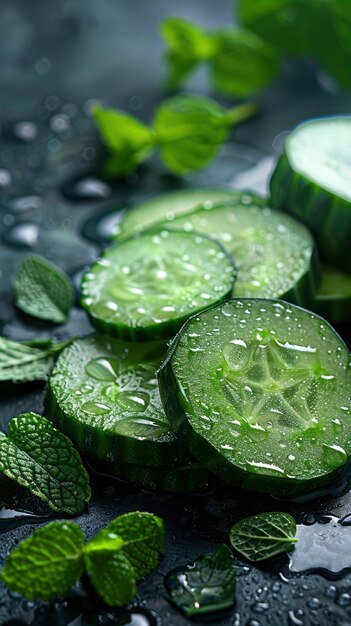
[81,229,236,341]
[47,334,190,467]
[159,299,351,497]
[161,195,318,305]
[270,116,351,272]
[114,188,239,240]
[108,459,218,493]
[312,265,351,323]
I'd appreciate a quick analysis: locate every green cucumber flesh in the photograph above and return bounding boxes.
[270,116,351,272]
[47,334,190,467]
[81,229,236,341]
[159,195,318,305]
[113,188,240,240]
[108,459,218,493]
[158,298,351,497]
[312,265,351,323]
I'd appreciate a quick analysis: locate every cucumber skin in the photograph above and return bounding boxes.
[158,301,349,499]
[81,290,233,343]
[280,245,320,308]
[270,152,351,273]
[45,380,189,468]
[107,459,219,493]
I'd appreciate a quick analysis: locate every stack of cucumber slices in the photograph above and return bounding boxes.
[47,115,351,499]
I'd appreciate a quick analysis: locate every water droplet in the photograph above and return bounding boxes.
[0,168,12,188]
[116,391,150,412]
[81,401,111,415]
[62,175,111,201]
[13,121,38,142]
[85,357,120,381]
[3,222,39,248]
[8,195,42,213]
[50,113,70,134]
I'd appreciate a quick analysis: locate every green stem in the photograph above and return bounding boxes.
[225,102,259,127]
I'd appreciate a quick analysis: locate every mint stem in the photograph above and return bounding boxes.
[225,102,258,126]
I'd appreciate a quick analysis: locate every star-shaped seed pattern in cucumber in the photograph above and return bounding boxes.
[222,333,330,430]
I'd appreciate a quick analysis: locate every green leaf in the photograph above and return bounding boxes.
[93,107,155,176]
[104,511,165,577]
[84,528,137,606]
[0,335,74,383]
[0,412,91,515]
[1,521,85,600]
[312,2,351,88]
[14,255,74,323]
[165,544,236,616]
[230,512,297,562]
[160,17,215,89]
[238,0,315,55]
[154,95,256,175]
[211,28,280,97]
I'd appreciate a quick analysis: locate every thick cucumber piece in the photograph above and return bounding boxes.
[81,229,236,341]
[113,188,239,240]
[312,265,351,324]
[108,459,218,493]
[47,334,190,467]
[270,116,351,272]
[162,195,319,305]
[159,299,351,497]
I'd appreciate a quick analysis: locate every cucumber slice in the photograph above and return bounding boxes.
[158,298,351,497]
[108,459,218,493]
[113,188,239,240]
[161,196,319,305]
[47,334,190,467]
[312,265,351,324]
[270,116,351,272]
[81,229,236,341]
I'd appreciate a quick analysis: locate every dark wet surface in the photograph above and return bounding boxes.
[1,1,351,625]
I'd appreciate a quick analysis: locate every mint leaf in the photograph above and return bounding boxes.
[0,413,91,514]
[84,529,137,606]
[230,512,297,562]
[104,511,165,577]
[154,95,256,175]
[165,544,236,616]
[93,107,155,176]
[211,28,280,97]
[238,0,314,55]
[160,17,214,89]
[0,336,74,383]
[14,255,74,324]
[312,3,351,88]
[1,521,85,600]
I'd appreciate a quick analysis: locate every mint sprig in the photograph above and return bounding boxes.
[160,17,280,96]
[0,413,91,515]
[93,94,257,178]
[0,335,74,383]
[1,512,165,605]
[1,521,85,600]
[14,255,74,324]
[230,511,297,562]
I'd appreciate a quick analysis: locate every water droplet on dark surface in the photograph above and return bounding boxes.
[8,195,43,213]
[62,175,112,201]
[81,210,126,244]
[3,222,40,248]
[12,121,38,143]
[0,168,12,188]
[50,114,70,134]
[289,515,351,577]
